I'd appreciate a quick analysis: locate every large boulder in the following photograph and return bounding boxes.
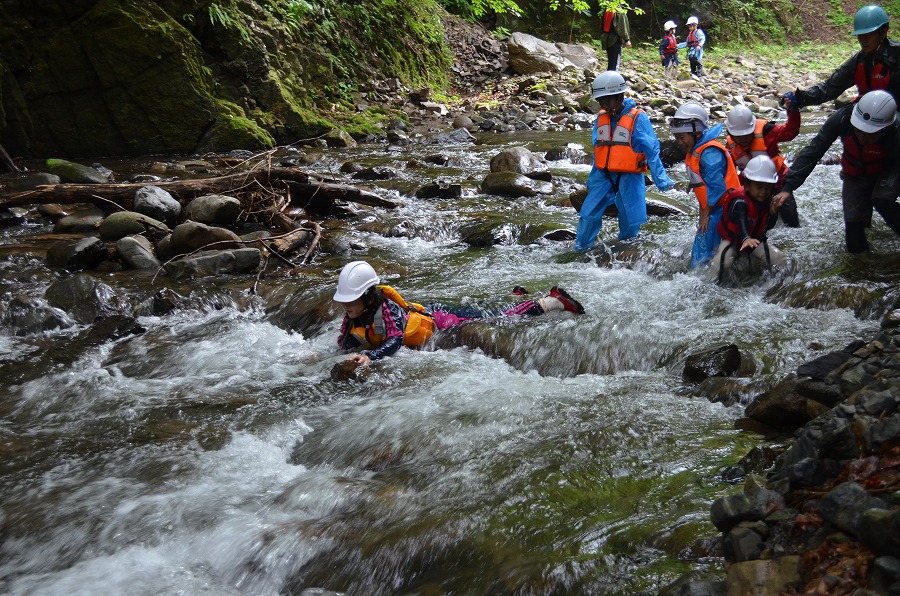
[507,32,581,74]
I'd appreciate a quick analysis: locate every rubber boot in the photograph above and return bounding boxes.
[845,221,869,253]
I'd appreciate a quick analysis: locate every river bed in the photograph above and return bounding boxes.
[1,120,897,594]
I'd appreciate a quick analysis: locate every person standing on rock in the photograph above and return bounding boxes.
[725,103,801,227]
[671,102,741,268]
[599,8,631,71]
[782,4,900,108]
[574,71,675,251]
[334,261,584,366]
[710,156,789,283]
[677,16,706,77]
[659,20,680,79]
[772,90,900,253]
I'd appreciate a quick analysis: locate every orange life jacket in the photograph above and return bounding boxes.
[662,34,678,55]
[685,139,741,210]
[593,107,648,174]
[347,285,434,348]
[725,119,789,182]
[841,130,889,177]
[716,188,771,242]
[602,11,615,33]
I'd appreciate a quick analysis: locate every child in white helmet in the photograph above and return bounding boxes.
[710,155,789,283]
[724,102,801,227]
[670,102,742,268]
[333,261,584,366]
[575,71,675,251]
[659,21,680,79]
[678,16,706,77]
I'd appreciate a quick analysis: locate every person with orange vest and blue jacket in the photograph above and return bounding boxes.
[671,102,742,268]
[333,261,585,366]
[574,71,675,251]
[783,5,900,108]
[772,90,900,253]
[725,103,801,227]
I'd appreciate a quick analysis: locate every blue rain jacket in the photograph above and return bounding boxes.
[575,98,675,251]
[689,122,729,267]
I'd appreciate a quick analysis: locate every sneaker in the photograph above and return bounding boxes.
[549,286,584,315]
[512,286,530,296]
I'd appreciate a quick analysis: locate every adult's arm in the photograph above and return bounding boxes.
[780,107,846,193]
[795,53,859,108]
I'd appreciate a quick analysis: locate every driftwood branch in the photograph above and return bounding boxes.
[0,167,397,211]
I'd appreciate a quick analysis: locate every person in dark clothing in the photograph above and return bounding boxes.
[772,90,900,253]
[783,4,900,107]
[599,9,631,71]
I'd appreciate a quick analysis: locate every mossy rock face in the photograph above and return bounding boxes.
[1,0,452,157]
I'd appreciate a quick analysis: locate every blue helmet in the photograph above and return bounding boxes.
[852,4,889,35]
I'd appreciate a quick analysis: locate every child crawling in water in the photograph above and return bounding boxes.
[333,260,584,365]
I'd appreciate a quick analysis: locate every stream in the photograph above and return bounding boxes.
[1,116,898,595]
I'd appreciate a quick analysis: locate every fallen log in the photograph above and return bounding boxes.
[0,167,396,211]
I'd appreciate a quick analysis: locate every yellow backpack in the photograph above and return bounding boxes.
[377,285,435,347]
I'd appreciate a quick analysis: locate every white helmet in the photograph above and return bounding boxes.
[726,105,756,136]
[664,20,677,30]
[333,260,379,302]
[686,15,699,25]
[670,102,708,133]
[743,155,779,184]
[850,90,898,133]
[591,71,629,99]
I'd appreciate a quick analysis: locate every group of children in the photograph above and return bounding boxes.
[331,4,900,365]
[580,3,900,283]
[660,16,706,78]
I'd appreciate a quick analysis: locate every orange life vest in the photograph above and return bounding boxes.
[347,285,434,348]
[602,11,615,33]
[685,139,741,210]
[725,119,789,182]
[593,107,648,174]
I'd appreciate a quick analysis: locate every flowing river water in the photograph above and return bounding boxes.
[2,118,899,595]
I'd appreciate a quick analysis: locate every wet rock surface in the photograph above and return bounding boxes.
[697,305,900,595]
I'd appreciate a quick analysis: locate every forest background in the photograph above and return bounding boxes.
[1,0,899,158]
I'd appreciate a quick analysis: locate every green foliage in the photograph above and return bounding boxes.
[207,2,251,42]
[438,0,522,19]
[826,0,854,29]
